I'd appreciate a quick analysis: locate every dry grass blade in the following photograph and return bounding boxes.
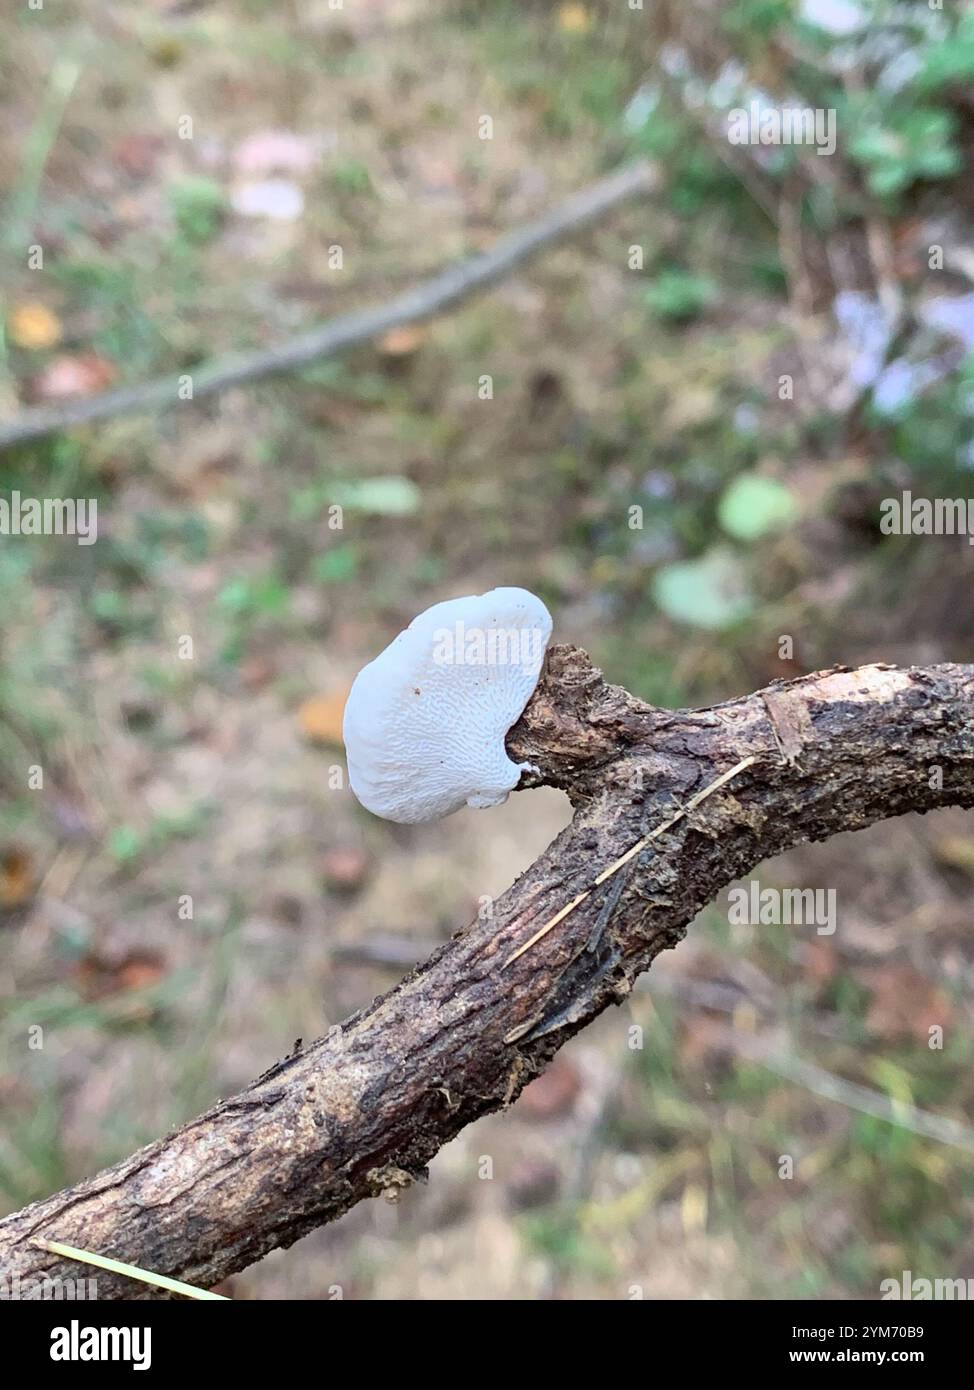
[34,1238,230,1300]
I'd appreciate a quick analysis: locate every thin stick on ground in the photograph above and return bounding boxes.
[0,161,657,452]
[648,974,974,1155]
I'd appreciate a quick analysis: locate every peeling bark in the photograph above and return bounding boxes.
[2,646,973,1297]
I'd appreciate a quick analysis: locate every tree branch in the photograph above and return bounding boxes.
[2,647,973,1296]
[0,161,657,453]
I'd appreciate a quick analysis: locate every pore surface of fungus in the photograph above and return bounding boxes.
[343,587,553,824]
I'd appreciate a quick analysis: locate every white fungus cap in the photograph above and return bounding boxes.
[343,587,553,824]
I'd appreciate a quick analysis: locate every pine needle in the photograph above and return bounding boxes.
[501,754,759,970]
[34,1238,230,1300]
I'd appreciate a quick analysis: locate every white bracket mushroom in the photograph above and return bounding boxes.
[343,587,553,824]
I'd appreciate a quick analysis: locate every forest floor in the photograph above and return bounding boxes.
[2,0,974,1298]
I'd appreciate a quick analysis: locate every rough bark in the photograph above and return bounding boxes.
[2,647,973,1297]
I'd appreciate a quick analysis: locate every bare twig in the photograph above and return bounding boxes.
[647,974,974,1154]
[0,161,657,452]
[1,648,973,1296]
[745,1035,974,1155]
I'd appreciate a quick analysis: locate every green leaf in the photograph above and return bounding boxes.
[331,476,421,516]
[331,159,374,195]
[109,826,144,864]
[216,574,289,617]
[313,543,359,583]
[645,270,717,323]
[652,546,753,630]
[848,107,961,201]
[169,177,225,244]
[717,473,798,540]
[920,17,974,91]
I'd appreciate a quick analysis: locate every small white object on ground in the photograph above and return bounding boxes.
[231,179,305,221]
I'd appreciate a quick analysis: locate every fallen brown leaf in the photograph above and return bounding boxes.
[321,845,370,894]
[31,352,118,401]
[377,325,428,356]
[558,3,592,33]
[9,301,62,351]
[74,949,168,1000]
[113,133,165,180]
[932,835,974,877]
[297,688,350,746]
[857,962,954,1044]
[0,847,35,911]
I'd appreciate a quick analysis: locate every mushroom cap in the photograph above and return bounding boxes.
[343,587,552,823]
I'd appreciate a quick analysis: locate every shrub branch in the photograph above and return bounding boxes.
[1,647,973,1296]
